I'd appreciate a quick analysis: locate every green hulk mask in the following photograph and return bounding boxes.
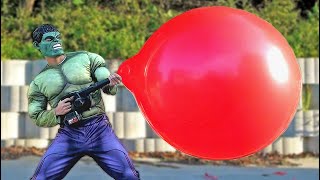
[33,31,64,57]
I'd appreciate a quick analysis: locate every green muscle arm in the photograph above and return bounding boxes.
[88,52,118,95]
[27,81,60,127]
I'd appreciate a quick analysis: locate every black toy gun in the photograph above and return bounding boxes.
[59,78,110,125]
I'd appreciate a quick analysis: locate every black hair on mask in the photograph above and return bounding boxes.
[31,24,60,43]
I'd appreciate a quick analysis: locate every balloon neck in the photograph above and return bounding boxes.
[118,59,131,78]
[118,54,140,91]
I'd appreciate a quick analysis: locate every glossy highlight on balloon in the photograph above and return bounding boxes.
[117,6,301,160]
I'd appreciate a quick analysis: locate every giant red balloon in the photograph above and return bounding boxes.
[117,6,301,160]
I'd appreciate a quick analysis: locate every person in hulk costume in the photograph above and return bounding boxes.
[27,24,140,180]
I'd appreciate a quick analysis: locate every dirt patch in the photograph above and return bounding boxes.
[1,146,318,168]
[129,151,319,167]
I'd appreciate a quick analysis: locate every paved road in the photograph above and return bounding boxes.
[1,156,319,180]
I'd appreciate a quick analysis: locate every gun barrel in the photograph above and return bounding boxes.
[79,78,110,96]
[60,78,111,101]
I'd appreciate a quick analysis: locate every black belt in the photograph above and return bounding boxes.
[60,113,105,128]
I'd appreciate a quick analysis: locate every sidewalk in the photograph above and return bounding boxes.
[1,156,319,180]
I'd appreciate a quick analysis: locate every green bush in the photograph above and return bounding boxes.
[1,0,318,60]
[287,2,319,57]
[1,1,178,60]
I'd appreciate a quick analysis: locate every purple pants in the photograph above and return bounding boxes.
[30,114,140,180]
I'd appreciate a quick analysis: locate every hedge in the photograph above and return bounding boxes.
[1,0,318,60]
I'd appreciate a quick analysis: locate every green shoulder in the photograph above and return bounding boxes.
[65,51,89,59]
[33,64,51,83]
[65,51,105,62]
